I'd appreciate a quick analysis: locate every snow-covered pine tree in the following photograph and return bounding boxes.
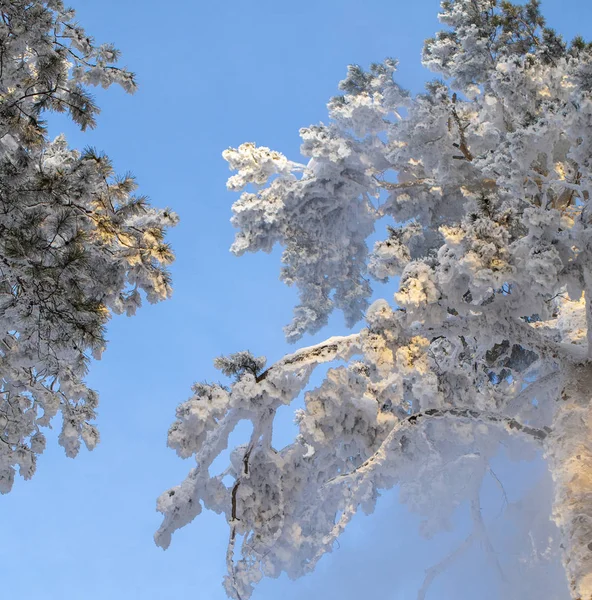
[0,0,177,492]
[157,1,592,598]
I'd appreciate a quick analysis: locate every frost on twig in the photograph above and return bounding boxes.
[214,352,267,380]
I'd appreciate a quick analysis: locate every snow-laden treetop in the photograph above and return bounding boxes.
[158,2,592,599]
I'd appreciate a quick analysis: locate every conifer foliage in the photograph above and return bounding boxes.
[158,1,592,598]
[0,1,177,492]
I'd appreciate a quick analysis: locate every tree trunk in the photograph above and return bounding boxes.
[548,362,592,599]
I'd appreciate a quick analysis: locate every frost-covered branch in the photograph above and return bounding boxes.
[417,529,475,600]
[325,406,549,489]
[256,333,362,382]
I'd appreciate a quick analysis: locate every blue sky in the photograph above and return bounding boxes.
[1,1,591,598]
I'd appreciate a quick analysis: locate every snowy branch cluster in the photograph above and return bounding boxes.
[158,1,592,598]
[0,1,176,491]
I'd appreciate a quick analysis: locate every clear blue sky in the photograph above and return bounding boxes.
[1,1,590,598]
